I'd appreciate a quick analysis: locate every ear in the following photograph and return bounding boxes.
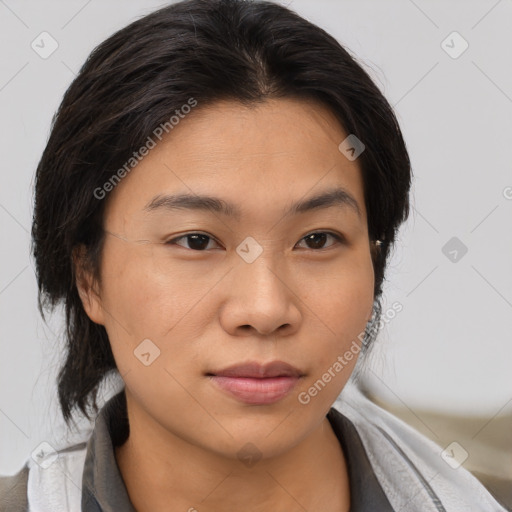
[366,302,374,323]
[369,239,381,267]
[72,244,106,325]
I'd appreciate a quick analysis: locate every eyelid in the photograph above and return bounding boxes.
[166,230,346,250]
[166,232,223,249]
[295,230,345,249]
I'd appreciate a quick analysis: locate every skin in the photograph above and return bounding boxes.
[75,97,376,512]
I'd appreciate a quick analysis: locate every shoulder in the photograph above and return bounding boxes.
[0,442,88,512]
[0,464,29,512]
[333,381,508,512]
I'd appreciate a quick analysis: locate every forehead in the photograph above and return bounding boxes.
[104,97,367,226]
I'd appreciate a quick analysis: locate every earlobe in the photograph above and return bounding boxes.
[72,245,106,326]
[366,300,375,323]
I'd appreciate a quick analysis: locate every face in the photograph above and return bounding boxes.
[77,97,375,461]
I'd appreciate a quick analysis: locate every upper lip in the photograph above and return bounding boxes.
[208,361,304,378]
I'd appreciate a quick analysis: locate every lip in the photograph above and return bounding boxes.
[206,361,304,405]
[209,361,303,379]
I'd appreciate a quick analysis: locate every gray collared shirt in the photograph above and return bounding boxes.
[80,390,393,511]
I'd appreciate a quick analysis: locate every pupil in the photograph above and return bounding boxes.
[189,234,209,250]
[307,233,326,249]
[186,233,328,250]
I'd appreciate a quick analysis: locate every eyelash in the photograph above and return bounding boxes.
[165,231,346,252]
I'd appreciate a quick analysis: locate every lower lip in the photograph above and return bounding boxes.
[210,376,300,405]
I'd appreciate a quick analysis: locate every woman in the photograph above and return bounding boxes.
[0,0,507,510]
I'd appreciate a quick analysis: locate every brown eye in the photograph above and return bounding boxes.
[296,231,344,250]
[166,233,221,251]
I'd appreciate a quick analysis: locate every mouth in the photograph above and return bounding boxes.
[206,360,305,405]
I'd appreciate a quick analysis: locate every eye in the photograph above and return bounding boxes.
[295,231,345,250]
[166,230,345,252]
[166,233,222,251]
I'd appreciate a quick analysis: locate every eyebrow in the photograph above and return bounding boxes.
[143,186,361,220]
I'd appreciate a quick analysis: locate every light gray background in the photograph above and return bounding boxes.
[1,0,511,475]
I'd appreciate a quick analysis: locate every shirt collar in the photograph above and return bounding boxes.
[327,407,394,511]
[81,390,136,512]
[81,389,393,511]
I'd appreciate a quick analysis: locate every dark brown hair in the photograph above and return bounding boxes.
[31,0,412,426]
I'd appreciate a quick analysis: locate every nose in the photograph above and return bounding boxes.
[219,253,301,337]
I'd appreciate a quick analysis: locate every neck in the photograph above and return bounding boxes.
[114,394,350,512]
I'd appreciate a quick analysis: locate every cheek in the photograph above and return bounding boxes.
[311,251,374,327]
[302,251,374,378]
[99,248,225,379]
[101,247,203,336]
